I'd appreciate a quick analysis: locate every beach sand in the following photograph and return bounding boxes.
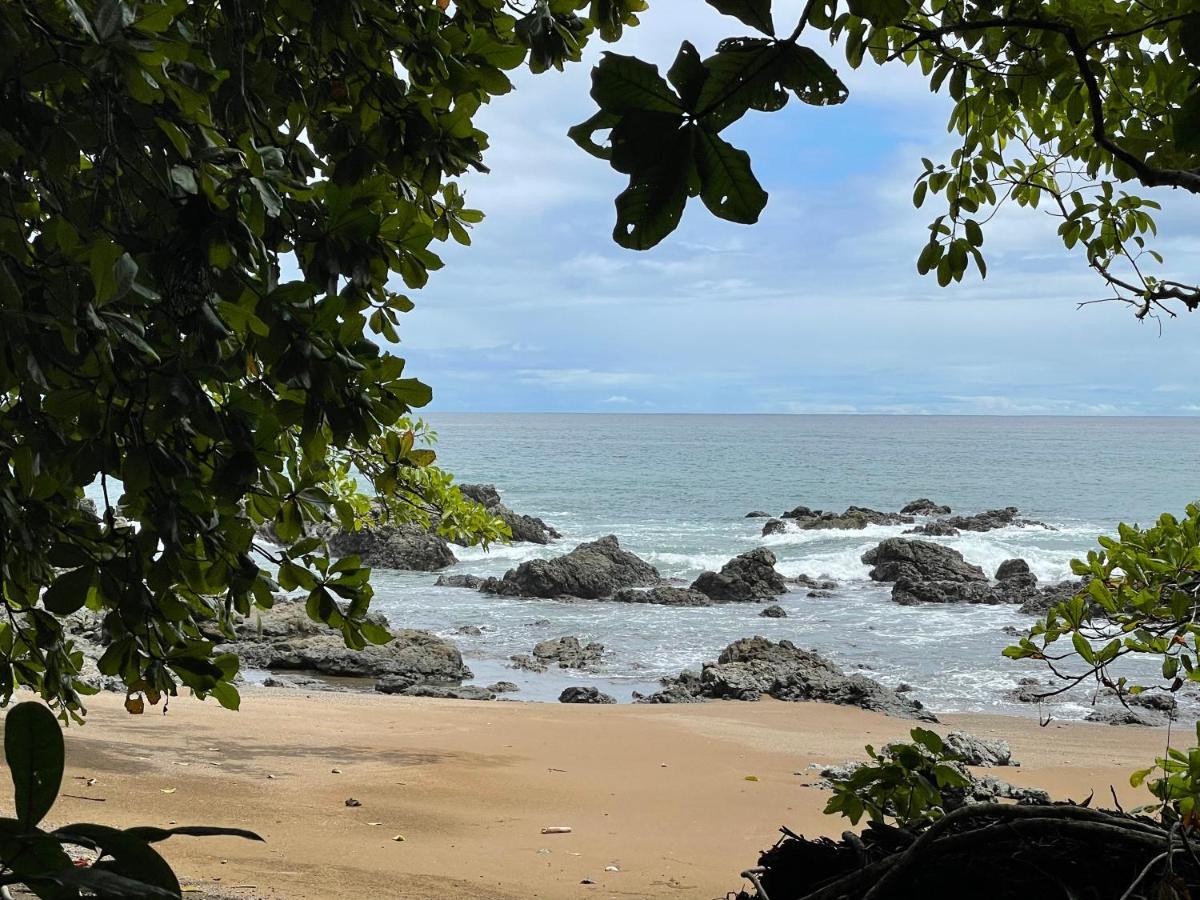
[45,691,1180,900]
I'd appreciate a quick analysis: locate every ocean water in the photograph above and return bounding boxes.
[366,414,1200,717]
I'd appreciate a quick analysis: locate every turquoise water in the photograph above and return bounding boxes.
[367,414,1200,715]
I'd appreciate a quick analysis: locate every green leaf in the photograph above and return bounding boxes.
[1174,91,1200,155]
[667,41,708,111]
[42,567,94,616]
[5,703,64,829]
[704,0,774,35]
[591,53,684,114]
[693,129,767,224]
[52,824,179,896]
[125,825,264,844]
[1181,14,1200,66]
[567,110,620,161]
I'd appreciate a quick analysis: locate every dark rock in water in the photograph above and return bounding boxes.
[862,538,986,583]
[458,483,502,508]
[891,578,999,605]
[759,604,788,618]
[901,498,952,516]
[807,590,834,599]
[1085,708,1156,727]
[215,600,469,684]
[745,511,772,518]
[1001,625,1023,637]
[436,574,485,589]
[1129,691,1178,714]
[783,505,914,531]
[559,686,616,704]
[487,681,519,693]
[387,683,495,701]
[791,574,839,591]
[483,535,659,599]
[937,507,1048,533]
[525,618,552,627]
[327,521,456,571]
[895,682,913,693]
[761,518,788,536]
[1007,678,1053,704]
[454,625,483,636]
[944,731,1016,767]
[457,483,561,545]
[513,635,605,672]
[996,558,1032,581]
[690,548,788,603]
[638,637,936,720]
[1017,579,1086,615]
[608,586,714,607]
[904,521,961,537]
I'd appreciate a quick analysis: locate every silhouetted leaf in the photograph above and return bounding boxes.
[6,703,64,829]
[694,129,767,223]
[704,0,774,35]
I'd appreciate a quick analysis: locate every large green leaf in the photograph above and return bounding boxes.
[0,819,78,900]
[667,41,709,111]
[780,45,849,107]
[1179,13,1200,65]
[1175,90,1200,155]
[41,567,94,616]
[591,52,684,114]
[693,129,768,224]
[124,825,265,844]
[53,824,180,897]
[704,0,774,35]
[5,703,64,829]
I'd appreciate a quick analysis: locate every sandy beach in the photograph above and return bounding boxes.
[37,691,1181,900]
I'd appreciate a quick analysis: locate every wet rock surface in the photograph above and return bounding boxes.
[637,637,936,720]
[863,538,987,584]
[690,548,788,603]
[608,585,714,606]
[482,535,660,599]
[559,686,616,704]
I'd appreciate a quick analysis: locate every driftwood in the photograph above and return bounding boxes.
[731,803,1197,900]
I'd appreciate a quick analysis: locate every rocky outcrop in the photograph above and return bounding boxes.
[511,635,605,672]
[782,506,913,530]
[436,574,485,589]
[792,574,838,591]
[637,637,936,720]
[745,511,772,518]
[943,731,1016,767]
[863,539,987,583]
[892,579,1000,605]
[761,518,788,536]
[608,586,714,607]
[760,604,788,618]
[327,521,456,572]
[377,681,496,700]
[901,499,952,516]
[218,600,470,687]
[481,535,659,599]
[935,507,1047,533]
[1017,579,1086,615]
[690,548,788,603]
[559,686,616,704]
[904,521,961,537]
[457,483,560,545]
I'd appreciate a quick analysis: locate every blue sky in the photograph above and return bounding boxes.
[398,1,1200,415]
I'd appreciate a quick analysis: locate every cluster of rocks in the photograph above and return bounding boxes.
[1009,676,1183,726]
[905,505,1049,537]
[510,635,605,672]
[861,537,1082,611]
[633,637,936,720]
[266,483,559,573]
[760,505,914,536]
[559,686,616,704]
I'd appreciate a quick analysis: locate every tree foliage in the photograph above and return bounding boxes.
[575,0,1200,321]
[0,0,643,717]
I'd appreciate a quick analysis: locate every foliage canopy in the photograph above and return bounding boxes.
[0,0,644,716]
[575,0,1200,320]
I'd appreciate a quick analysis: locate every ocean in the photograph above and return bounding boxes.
[365,413,1200,717]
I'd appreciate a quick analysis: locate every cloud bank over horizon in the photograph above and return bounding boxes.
[396,2,1200,416]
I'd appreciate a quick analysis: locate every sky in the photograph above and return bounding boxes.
[396,1,1200,416]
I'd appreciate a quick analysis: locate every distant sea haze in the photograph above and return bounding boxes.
[364,414,1200,714]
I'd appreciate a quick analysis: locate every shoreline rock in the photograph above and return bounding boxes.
[690,548,788,603]
[482,535,660,600]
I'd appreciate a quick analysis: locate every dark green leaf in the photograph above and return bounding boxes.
[5,702,64,829]
[693,129,768,224]
[704,0,774,35]
[591,53,684,114]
